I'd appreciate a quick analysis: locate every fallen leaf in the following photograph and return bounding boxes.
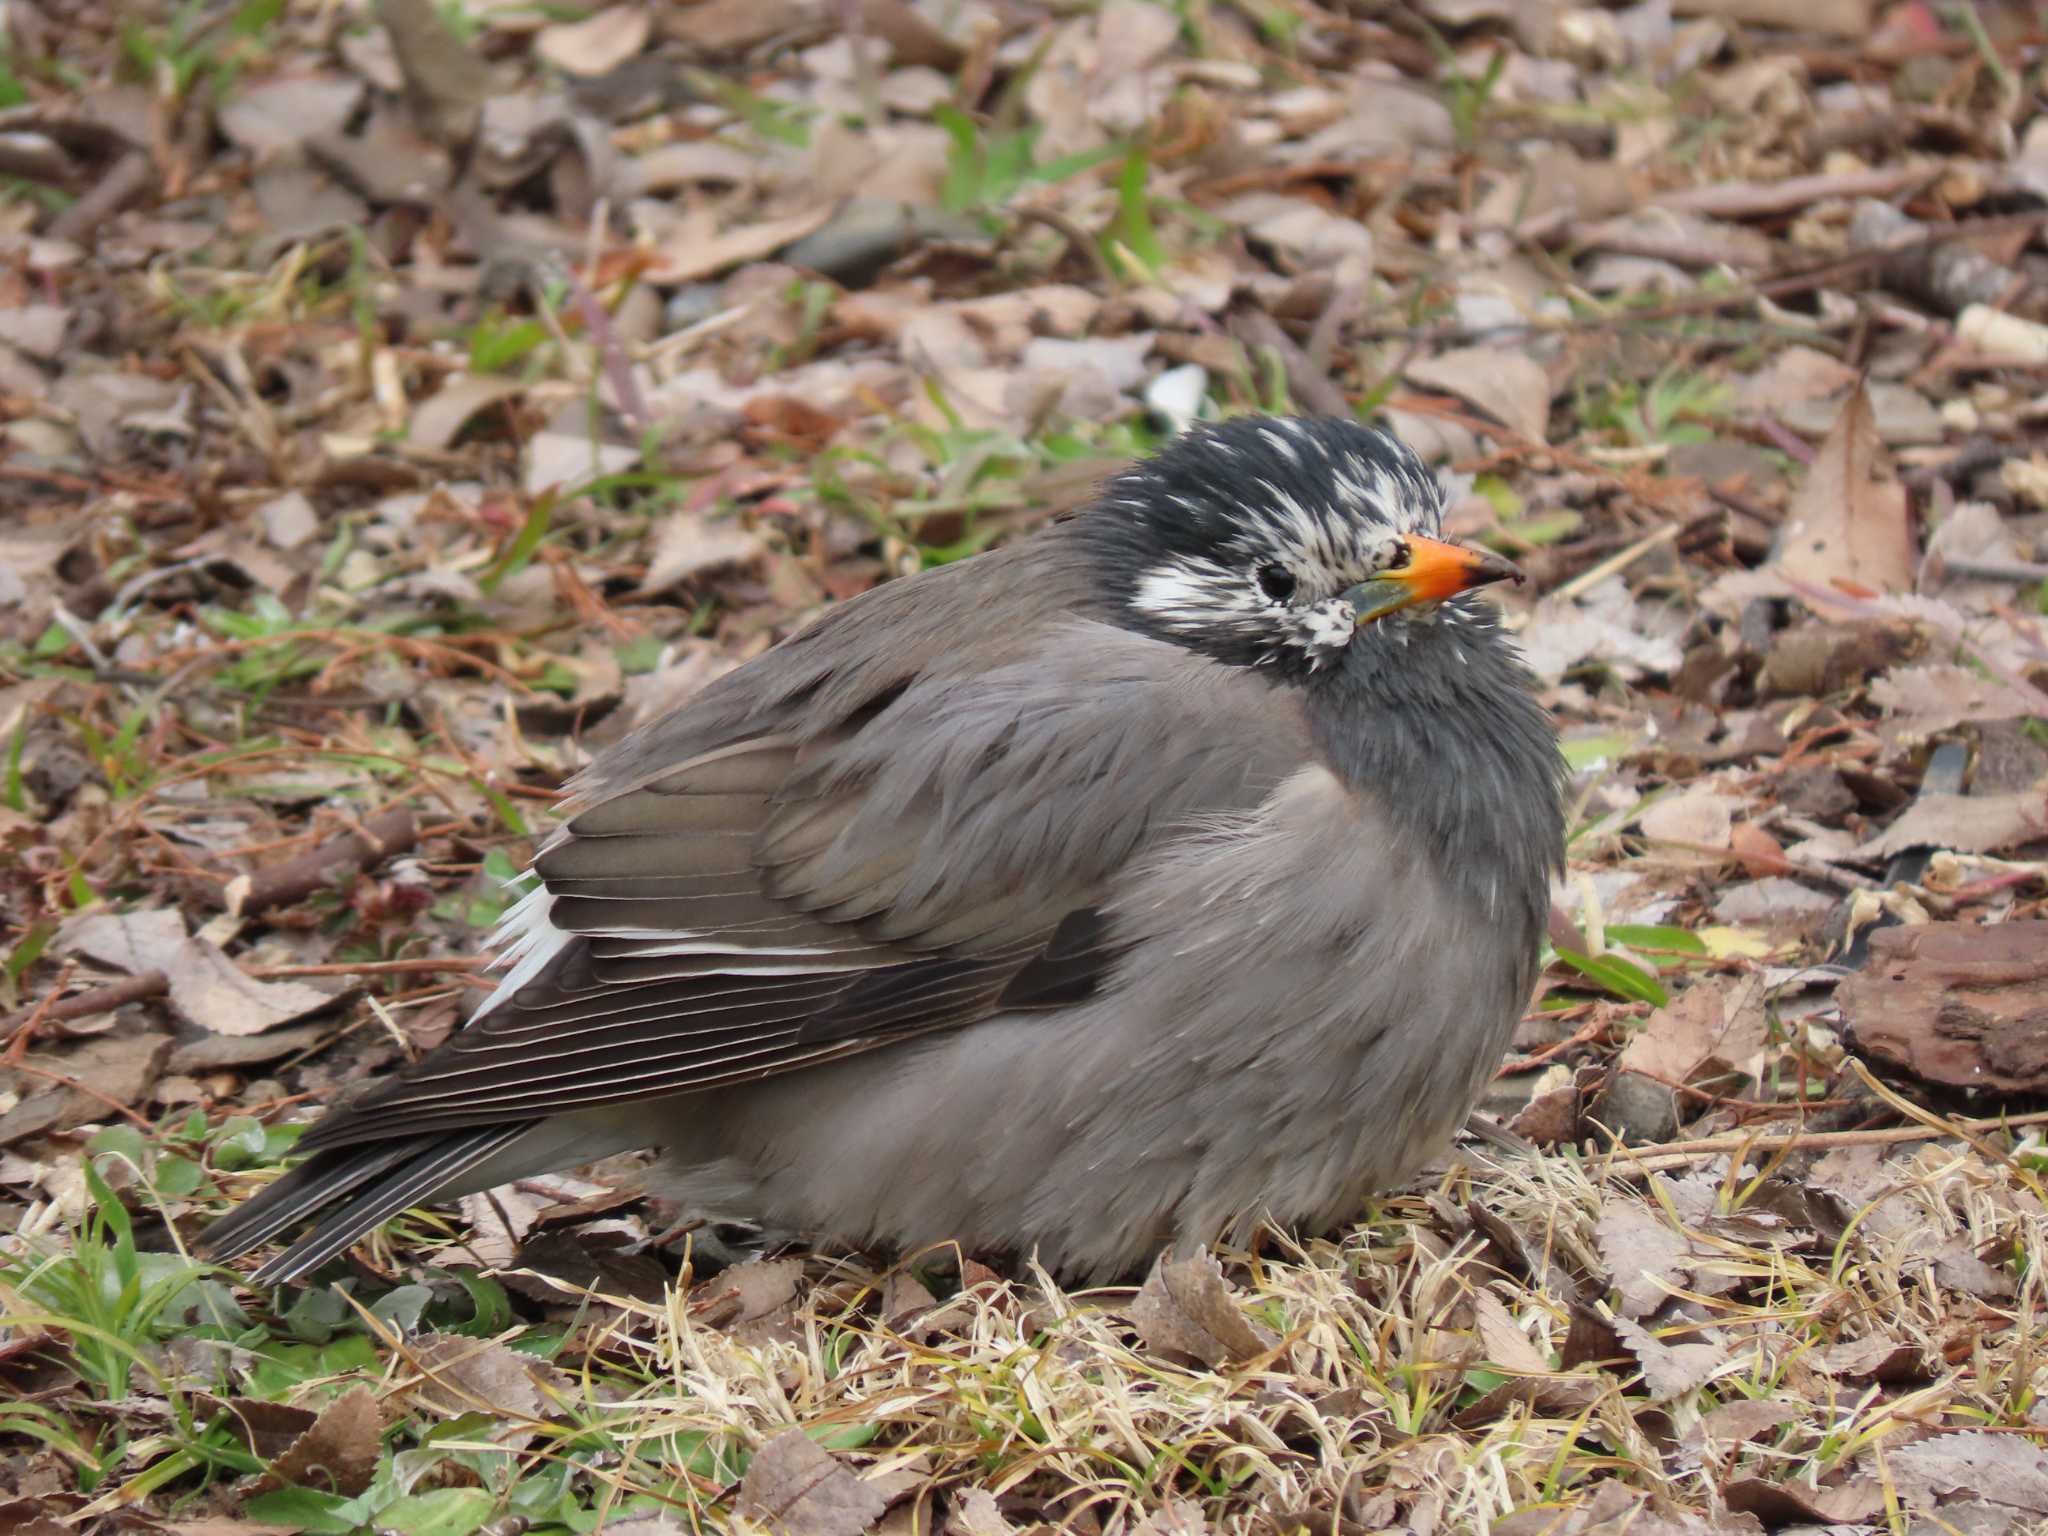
[1871,664,2048,741]
[1222,193,1376,273]
[1638,787,1736,851]
[257,490,320,550]
[0,1033,172,1146]
[1686,1398,1798,1451]
[1407,347,1552,443]
[1770,383,1915,597]
[1815,1331,1928,1382]
[641,511,770,595]
[658,0,820,55]
[59,910,337,1037]
[736,1429,888,1536]
[1889,1432,2048,1516]
[534,6,651,76]
[640,205,836,285]
[1737,344,1859,415]
[1855,782,2048,859]
[524,433,643,497]
[217,74,365,156]
[160,941,339,1038]
[1592,1196,1695,1319]
[945,1488,1014,1536]
[1617,976,1769,1088]
[409,374,528,453]
[690,1257,805,1328]
[257,1385,382,1496]
[1470,1290,1551,1376]
[403,1334,547,1420]
[0,305,69,358]
[1613,1316,1728,1401]
[1518,586,1686,683]
[1129,1252,1278,1367]
[1674,0,1869,36]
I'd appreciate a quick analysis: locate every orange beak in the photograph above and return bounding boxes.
[1344,536,1524,623]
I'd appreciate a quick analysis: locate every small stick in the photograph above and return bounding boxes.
[1596,1107,2048,1176]
[4,1059,157,1130]
[243,956,488,979]
[3,970,169,1060]
[1551,524,1682,601]
[221,808,420,917]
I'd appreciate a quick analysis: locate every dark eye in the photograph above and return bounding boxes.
[1256,564,1297,602]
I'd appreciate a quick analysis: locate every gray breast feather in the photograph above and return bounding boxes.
[615,762,1539,1278]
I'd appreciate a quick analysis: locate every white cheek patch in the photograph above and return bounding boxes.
[1132,559,1254,632]
[1291,598,1355,659]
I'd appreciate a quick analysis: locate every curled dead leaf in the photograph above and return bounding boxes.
[255,1384,383,1496]
[1128,1252,1279,1367]
[1771,382,1916,599]
[736,1429,888,1536]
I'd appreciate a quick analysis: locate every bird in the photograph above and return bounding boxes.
[203,414,1566,1285]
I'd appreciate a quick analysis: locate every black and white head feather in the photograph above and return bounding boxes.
[1082,416,1456,672]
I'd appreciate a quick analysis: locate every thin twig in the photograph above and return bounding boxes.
[1596,1106,2048,1176]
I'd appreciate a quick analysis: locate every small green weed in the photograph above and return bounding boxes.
[1576,365,1732,448]
[121,0,282,103]
[935,105,1125,222]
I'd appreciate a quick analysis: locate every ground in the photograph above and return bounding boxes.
[3,0,2048,1532]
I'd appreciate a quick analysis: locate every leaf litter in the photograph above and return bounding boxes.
[1,0,2047,1530]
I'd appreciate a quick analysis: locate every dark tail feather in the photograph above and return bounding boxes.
[201,1126,527,1284]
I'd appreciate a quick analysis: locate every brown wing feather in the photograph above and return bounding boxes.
[296,604,1314,1155]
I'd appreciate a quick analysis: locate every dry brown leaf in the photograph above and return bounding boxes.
[1637,787,1736,851]
[1871,664,2048,741]
[1612,1316,1728,1401]
[1737,344,1858,414]
[1592,1197,1695,1320]
[1415,0,1556,47]
[690,1257,805,1328]
[409,375,529,454]
[161,941,339,1038]
[524,433,643,497]
[403,1334,546,1420]
[1815,1332,1928,1382]
[59,910,337,1037]
[1406,347,1551,443]
[1771,383,1915,597]
[256,1385,382,1496]
[1889,1432,2048,1516]
[1129,1252,1278,1367]
[641,206,836,285]
[1469,1291,1552,1376]
[944,1488,1014,1536]
[641,511,770,595]
[257,490,319,550]
[657,0,821,56]
[376,0,503,149]
[1688,1398,1798,1450]
[1518,587,1686,683]
[1854,782,2048,859]
[736,1429,888,1536]
[217,75,364,156]
[1672,0,1868,36]
[1617,976,1769,1088]
[0,1033,172,1146]
[534,6,651,76]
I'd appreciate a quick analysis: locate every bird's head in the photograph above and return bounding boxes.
[1083,416,1522,674]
